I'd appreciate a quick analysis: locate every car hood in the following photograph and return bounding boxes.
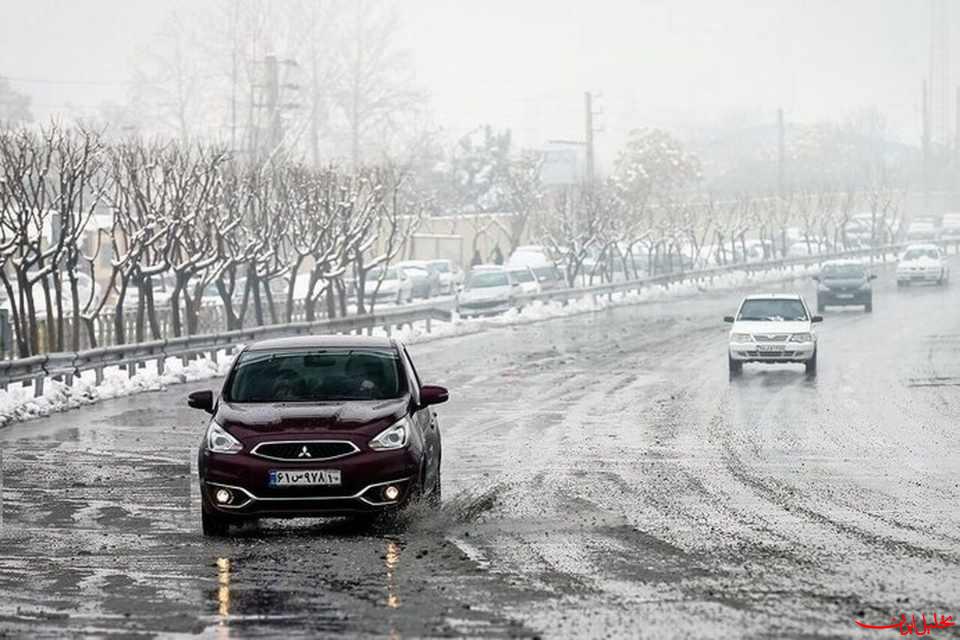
[731,320,812,334]
[898,257,941,267]
[215,398,408,438]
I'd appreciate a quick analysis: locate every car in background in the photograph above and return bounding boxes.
[188,335,448,535]
[368,266,413,304]
[507,266,542,295]
[507,245,552,268]
[814,260,876,312]
[531,264,567,291]
[427,259,464,294]
[725,293,821,377]
[896,244,949,286]
[398,261,440,299]
[941,213,960,240]
[905,219,939,242]
[844,212,887,246]
[1,271,102,317]
[456,265,517,317]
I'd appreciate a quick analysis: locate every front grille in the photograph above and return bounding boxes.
[462,299,506,310]
[753,334,789,342]
[252,441,359,462]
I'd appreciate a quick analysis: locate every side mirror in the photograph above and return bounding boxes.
[723,316,735,323]
[811,315,823,323]
[419,384,449,407]
[187,390,215,414]
[869,274,877,280]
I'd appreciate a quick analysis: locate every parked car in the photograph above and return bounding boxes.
[725,294,822,377]
[507,245,552,268]
[507,266,542,295]
[906,220,939,242]
[941,213,960,240]
[896,244,949,286]
[814,260,876,312]
[0,271,101,317]
[427,259,464,294]
[398,261,439,299]
[367,266,413,304]
[531,264,567,291]
[188,334,448,535]
[457,265,517,316]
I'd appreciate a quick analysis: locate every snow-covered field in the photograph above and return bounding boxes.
[0,259,878,429]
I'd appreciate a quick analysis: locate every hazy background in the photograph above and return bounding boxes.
[0,0,944,175]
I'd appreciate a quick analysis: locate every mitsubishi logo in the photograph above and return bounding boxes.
[297,445,312,458]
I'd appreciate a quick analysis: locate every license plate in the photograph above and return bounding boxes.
[836,293,854,299]
[269,469,342,487]
[757,344,783,352]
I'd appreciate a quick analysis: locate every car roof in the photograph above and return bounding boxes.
[742,293,803,301]
[244,334,397,352]
[821,259,864,267]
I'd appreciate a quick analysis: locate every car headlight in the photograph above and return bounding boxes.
[206,421,243,454]
[369,418,410,451]
[788,332,813,343]
[730,333,753,342]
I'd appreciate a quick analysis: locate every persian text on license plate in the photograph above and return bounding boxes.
[757,344,783,352]
[269,469,341,487]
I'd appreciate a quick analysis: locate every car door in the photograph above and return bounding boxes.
[401,347,440,490]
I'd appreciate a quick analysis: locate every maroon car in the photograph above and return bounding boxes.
[187,335,447,536]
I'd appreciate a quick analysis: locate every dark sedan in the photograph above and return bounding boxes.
[814,260,876,312]
[188,335,447,536]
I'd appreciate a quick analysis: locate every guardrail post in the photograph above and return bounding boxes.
[209,349,218,364]
[156,357,165,376]
[127,362,137,379]
[33,374,44,398]
[64,372,73,387]
[95,366,104,385]
[426,316,432,333]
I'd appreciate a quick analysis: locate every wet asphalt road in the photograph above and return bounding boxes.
[3,263,960,639]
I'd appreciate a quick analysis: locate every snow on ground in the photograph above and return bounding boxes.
[0,258,889,429]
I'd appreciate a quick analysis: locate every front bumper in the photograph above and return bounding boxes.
[897,270,942,283]
[457,299,513,316]
[199,445,420,517]
[729,341,815,363]
[818,290,870,306]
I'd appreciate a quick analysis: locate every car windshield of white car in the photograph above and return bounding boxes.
[737,299,808,322]
[903,249,938,260]
[431,262,450,273]
[510,269,534,283]
[822,264,864,278]
[226,348,405,402]
[467,272,509,288]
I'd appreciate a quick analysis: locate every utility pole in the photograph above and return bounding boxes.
[777,107,785,200]
[923,79,931,208]
[265,55,281,158]
[584,91,595,184]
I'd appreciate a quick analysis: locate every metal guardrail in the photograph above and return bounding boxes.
[0,242,918,397]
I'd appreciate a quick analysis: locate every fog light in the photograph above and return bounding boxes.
[215,488,232,504]
[383,485,400,501]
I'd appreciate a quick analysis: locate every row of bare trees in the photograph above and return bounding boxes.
[0,125,424,357]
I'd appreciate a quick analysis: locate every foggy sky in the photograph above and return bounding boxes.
[0,0,937,164]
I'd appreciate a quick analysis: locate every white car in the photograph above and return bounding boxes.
[507,266,542,295]
[941,213,960,240]
[905,220,939,242]
[507,245,551,268]
[725,294,821,377]
[896,244,949,286]
[427,259,464,294]
[456,265,517,316]
[367,266,414,304]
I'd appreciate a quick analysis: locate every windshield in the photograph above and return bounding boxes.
[509,269,534,283]
[402,267,427,277]
[467,271,509,288]
[821,264,865,278]
[226,348,404,402]
[903,249,939,260]
[737,299,808,322]
[430,261,450,273]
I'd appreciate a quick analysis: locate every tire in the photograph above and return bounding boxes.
[805,349,817,377]
[864,300,872,313]
[201,506,231,537]
[428,464,442,508]
[728,355,742,377]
